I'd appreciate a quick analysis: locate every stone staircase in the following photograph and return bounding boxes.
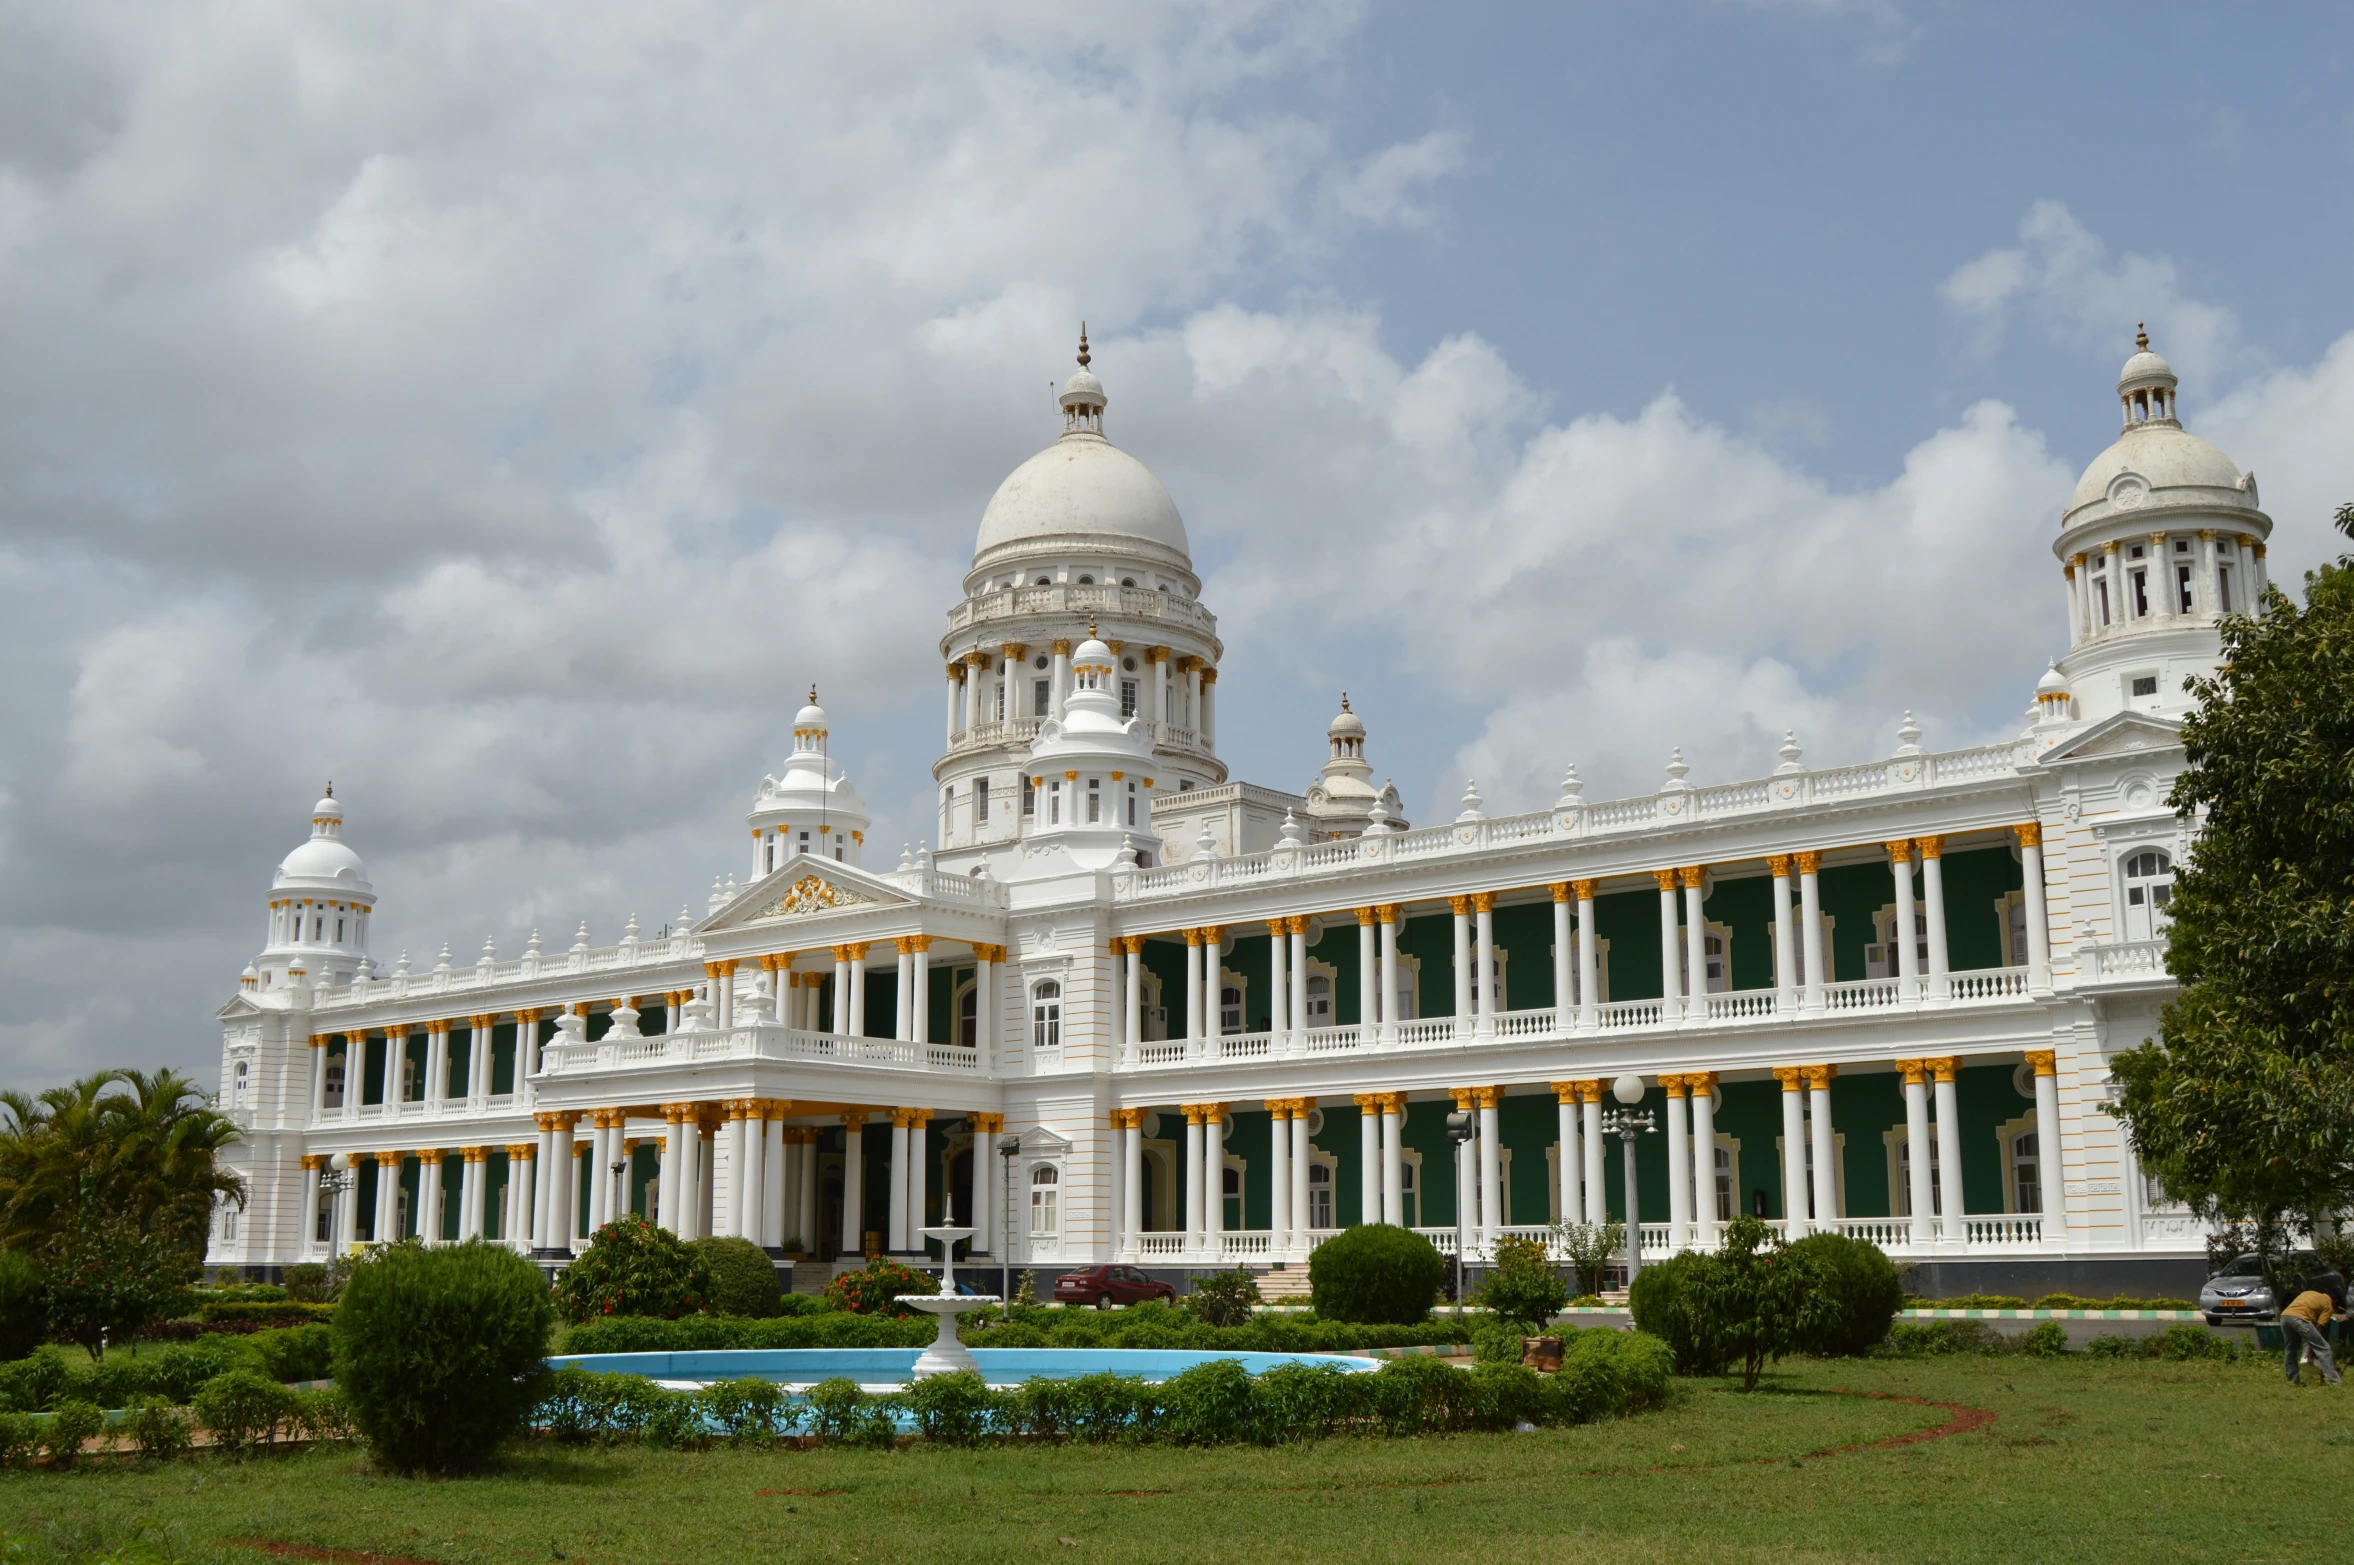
[1255,1263,1315,1303]
[788,1259,842,1296]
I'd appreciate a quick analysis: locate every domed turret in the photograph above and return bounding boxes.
[255,785,375,989]
[2045,330,2272,728]
[1303,694,1405,840]
[1021,621,1162,872]
[749,687,870,874]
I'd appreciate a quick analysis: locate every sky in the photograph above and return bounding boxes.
[2,0,2350,1089]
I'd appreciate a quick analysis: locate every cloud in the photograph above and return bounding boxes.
[1939,200,2241,381]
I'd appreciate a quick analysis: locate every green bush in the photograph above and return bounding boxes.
[689,1237,783,1319]
[902,1369,997,1445]
[195,1301,335,1326]
[1476,1235,1571,1331]
[62,1333,260,1409]
[246,1322,335,1384]
[822,1256,937,1318]
[42,1398,104,1467]
[560,1305,1478,1357]
[0,1410,38,1468]
[1307,1225,1444,1324]
[1918,1293,2028,1310]
[554,1216,712,1324]
[2022,1321,2070,1357]
[697,1376,794,1446]
[1186,1268,1263,1327]
[280,1264,332,1304]
[294,1385,354,1443]
[0,1251,44,1362]
[123,1396,191,1461]
[0,1347,70,1412]
[194,1369,298,1456]
[1785,1232,1903,1356]
[801,1376,899,1447]
[333,1240,556,1475]
[2156,1322,2232,1361]
[1472,1322,1527,1365]
[538,1367,670,1444]
[1883,1320,1999,1356]
[1626,1253,1720,1374]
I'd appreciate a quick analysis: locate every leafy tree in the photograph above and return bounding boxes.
[2109,501,2354,1297]
[1185,1267,1263,1326]
[1475,1234,1570,1330]
[39,1214,189,1358]
[1558,1221,1625,1297]
[1683,1214,1833,1391]
[553,1215,712,1323]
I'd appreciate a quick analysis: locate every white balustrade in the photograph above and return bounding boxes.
[1823,977,1901,1012]
[2084,940,2167,981]
[1834,1217,1909,1247]
[1962,1216,2043,1246]
[1949,967,2030,1002]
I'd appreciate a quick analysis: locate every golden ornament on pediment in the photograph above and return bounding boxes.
[750,873,871,921]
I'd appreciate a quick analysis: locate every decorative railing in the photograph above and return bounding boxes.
[1962,1215,2043,1246]
[1949,968,2031,1002]
[541,1025,983,1078]
[2082,939,2167,982]
[1823,977,1901,1012]
[1113,737,2042,903]
[1833,1217,1910,1247]
[945,582,1219,638]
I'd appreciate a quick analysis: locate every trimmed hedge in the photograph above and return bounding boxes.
[690,1238,784,1319]
[334,1241,556,1475]
[0,1251,43,1363]
[559,1302,1475,1357]
[197,1301,337,1326]
[1783,1233,1903,1356]
[1307,1225,1446,1324]
[1626,1253,1718,1374]
[536,1328,1671,1447]
[0,1328,330,1413]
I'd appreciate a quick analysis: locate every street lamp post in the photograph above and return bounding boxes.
[1445,1110,1477,1324]
[610,1159,629,1231]
[320,1153,355,1257]
[1600,1074,1658,1285]
[997,1133,1021,1319]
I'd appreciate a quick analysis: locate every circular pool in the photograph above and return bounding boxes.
[553,1347,1382,1392]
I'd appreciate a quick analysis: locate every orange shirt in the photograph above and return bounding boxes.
[2282,1291,2335,1328]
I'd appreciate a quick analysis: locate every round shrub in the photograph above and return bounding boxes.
[822,1256,938,1318]
[1626,1252,1722,1375]
[194,1369,298,1456]
[1306,1224,1444,1324]
[1476,1234,1570,1330]
[554,1216,712,1323]
[0,1251,44,1362]
[332,1240,555,1475]
[42,1398,103,1467]
[2021,1320,2070,1357]
[1783,1232,1903,1356]
[124,1395,191,1461]
[689,1237,783,1319]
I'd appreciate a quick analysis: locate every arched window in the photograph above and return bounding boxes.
[2122,850,2175,941]
[1305,973,1332,1026]
[1030,1164,1060,1234]
[1221,984,1243,1033]
[2011,1131,2041,1213]
[1031,981,1062,1051]
[1076,574,1094,585]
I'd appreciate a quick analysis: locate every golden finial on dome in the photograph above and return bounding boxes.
[1077,323,1090,368]
[809,684,818,703]
[2136,322,2149,351]
[1340,692,1351,712]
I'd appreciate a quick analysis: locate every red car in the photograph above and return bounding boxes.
[1054,1264,1175,1308]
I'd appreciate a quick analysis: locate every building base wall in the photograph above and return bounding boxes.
[1904,1254,2208,1300]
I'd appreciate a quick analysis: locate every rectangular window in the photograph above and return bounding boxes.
[1033,678,1050,717]
[2130,675,2158,697]
[975,778,990,822]
[1022,778,1037,817]
[1050,783,1061,825]
[2176,563,2193,612]
[1120,679,1138,718]
[2095,577,2111,625]
[1086,778,1101,823]
[2131,569,2148,616]
[994,681,1005,721]
[2217,568,2233,613]
[1126,782,1137,826]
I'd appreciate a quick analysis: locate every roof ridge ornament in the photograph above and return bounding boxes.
[2136,321,2148,351]
[1076,322,1090,368]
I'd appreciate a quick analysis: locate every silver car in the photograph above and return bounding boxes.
[2200,1252,2345,1326]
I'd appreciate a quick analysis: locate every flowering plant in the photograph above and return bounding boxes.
[822,1256,938,1318]
[552,1215,714,1324]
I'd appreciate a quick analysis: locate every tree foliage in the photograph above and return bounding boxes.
[554,1216,713,1323]
[1681,1216,1833,1391]
[1475,1234,1570,1330]
[2109,502,2354,1285]
[38,1214,189,1357]
[1306,1224,1444,1324]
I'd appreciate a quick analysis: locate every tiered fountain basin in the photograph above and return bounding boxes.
[552,1348,1383,1395]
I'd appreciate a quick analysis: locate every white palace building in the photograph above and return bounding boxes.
[208,331,2268,1296]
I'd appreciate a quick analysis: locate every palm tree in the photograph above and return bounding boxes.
[0,1068,242,1264]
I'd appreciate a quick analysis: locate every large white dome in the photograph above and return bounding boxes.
[975,435,1190,560]
[2066,422,2253,516]
[275,836,369,886]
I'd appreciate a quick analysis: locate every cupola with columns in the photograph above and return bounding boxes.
[1017,623,1164,872]
[746,688,870,877]
[255,786,375,989]
[934,330,1227,874]
[2047,327,2271,728]
[1302,694,1408,841]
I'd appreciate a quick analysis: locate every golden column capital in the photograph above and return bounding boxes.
[2024,1049,2057,1077]
[1549,881,1571,903]
[384,1023,408,1040]
[1923,1056,1959,1083]
[1202,1102,1228,1125]
[1182,1103,1205,1125]
[1471,891,1497,913]
[505,1143,537,1162]
[1884,838,1914,862]
[2014,821,2043,849]
[1266,918,1289,939]
[300,1153,322,1170]
[1772,1066,1804,1091]
[1353,1092,1381,1110]
[840,1110,868,1130]
[1571,1079,1603,1103]
[1448,1087,1475,1110]
[1678,865,1705,889]
[1794,851,1822,875]
[469,1013,498,1031]
[1766,854,1792,876]
[1798,1064,1838,1088]
[461,1145,488,1162]
[374,1149,405,1167]
[1199,925,1224,945]
[1183,926,1204,946]
[1377,903,1402,924]
[1657,1074,1687,1099]
[1917,835,1945,860]
[846,942,871,960]
[1549,1080,1581,1104]
[1448,895,1472,917]
[1286,915,1312,935]
[1652,869,1678,893]
[1354,906,1378,926]
[1263,1099,1291,1120]
[1895,1058,1927,1085]
[1686,1071,1718,1099]
[1569,879,1597,901]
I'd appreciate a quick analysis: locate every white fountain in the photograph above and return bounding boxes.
[897,1224,1001,1379]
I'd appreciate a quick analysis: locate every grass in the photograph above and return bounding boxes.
[1,1354,2349,1564]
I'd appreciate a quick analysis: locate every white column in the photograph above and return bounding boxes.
[1807,1070,1838,1227]
[1902,1064,1934,1246]
[1454,1134,1477,1246]
[1921,839,1951,1002]
[1655,874,1682,1017]
[2197,530,2219,615]
[848,949,868,1037]
[1266,1104,1291,1249]
[887,1114,911,1252]
[1381,1097,1405,1226]
[1581,1093,1606,1226]
[1117,1117,1140,1258]
[1889,840,1920,1000]
[1203,1111,1225,1255]
[658,1112,685,1234]
[1770,858,1796,1012]
[300,1162,323,1256]
[467,1022,490,1110]
[1932,1061,1965,1243]
[1265,920,1289,1047]
[379,1155,405,1243]
[908,1114,930,1238]
[1184,1110,1205,1251]
[1356,1096,1380,1225]
[716,969,734,1031]
[2031,1053,2066,1241]
[1123,942,1143,1053]
[554,1119,579,1250]
[309,1041,329,1120]
[912,943,931,1043]
[1777,1071,1809,1236]
[1551,888,1573,1027]
[1689,1077,1718,1247]
[944,667,961,745]
[1200,670,1217,748]
[1182,661,1201,731]
[976,953,998,1070]
[1450,901,1473,1034]
[1290,1109,1312,1250]
[1289,922,1309,1037]
[2150,532,2174,621]
[742,1108,769,1242]
[585,1119,610,1234]
[1361,910,1382,1045]
[381,1028,405,1111]
[1798,854,1826,1008]
[1203,930,1224,1047]
[2019,826,2053,992]
[1474,894,1498,1033]
[1051,639,1072,718]
[1476,1092,1502,1249]
[798,1134,819,1254]
[894,945,914,1042]
[762,1114,787,1248]
[1663,1081,1692,1250]
[1185,935,1205,1043]
[426,1027,449,1109]
[337,1160,362,1251]
[529,1131,555,1248]
[840,1117,867,1257]
[1682,871,1707,1018]
[565,1142,585,1252]
[831,950,851,1034]
[717,1107,744,1239]
[1555,1090,1578,1228]
[962,653,983,731]
[460,1152,484,1241]
[1575,885,1600,1031]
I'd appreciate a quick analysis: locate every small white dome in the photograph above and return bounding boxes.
[312,794,340,819]
[2117,347,2175,390]
[276,836,368,883]
[1059,366,1104,410]
[2036,662,2068,696]
[795,699,827,731]
[1327,703,1365,740]
[1073,633,1114,667]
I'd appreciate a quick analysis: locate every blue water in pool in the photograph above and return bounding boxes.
[552,1348,1381,1388]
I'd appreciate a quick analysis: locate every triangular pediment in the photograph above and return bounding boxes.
[213,992,265,1021]
[697,860,911,933]
[2037,711,2184,767]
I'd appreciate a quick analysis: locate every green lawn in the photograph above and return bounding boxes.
[1,1355,2348,1564]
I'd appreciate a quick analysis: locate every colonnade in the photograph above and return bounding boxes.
[2064,527,2267,648]
[1111,827,2051,1056]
